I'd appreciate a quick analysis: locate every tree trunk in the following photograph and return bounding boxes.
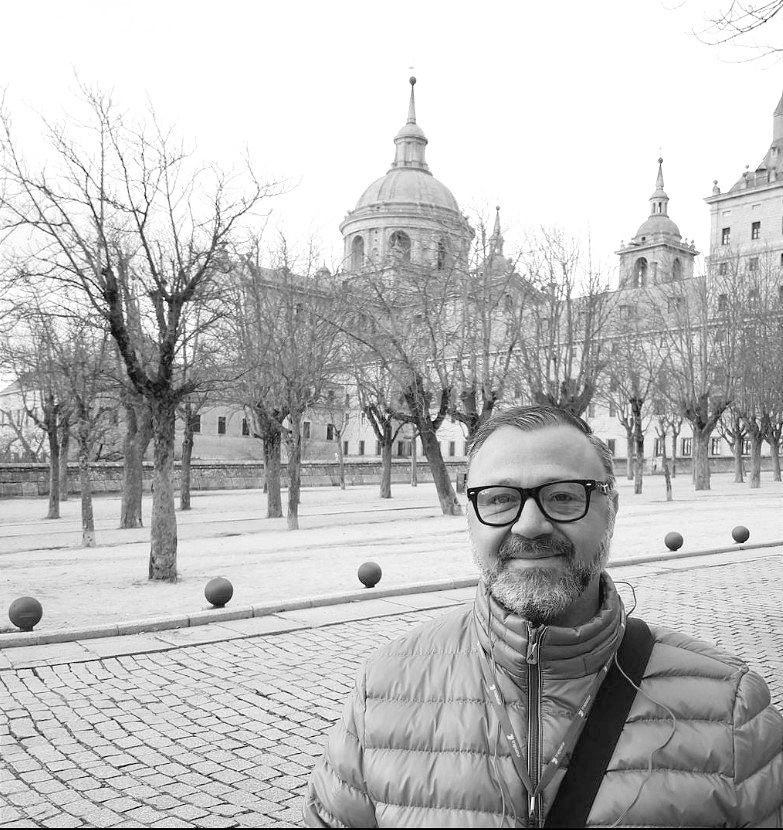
[121,398,152,528]
[633,445,643,494]
[180,408,194,511]
[765,433,782,482]
[631,400,644,495]
[410,431,418,487]
[625,432,634,480]
[264,432,283,518]
[77,422,96,548]
[770,441,782,482]
[670,430,679,477]
[732,440,745,483]
[337,435,346,490]
[693,431,711,491]
[287,422,302,531]
[419,426,461,515]
[380,438,392,499]
[749,434,763,489]
[46,417,60,520]
[661,449,673,501]
[149,401,177,581]
[58,416,70,502]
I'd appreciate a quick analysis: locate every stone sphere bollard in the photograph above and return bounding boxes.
[732,525,750,544]
[205,577,234,608]
[9,597,43,632]
[358,562,382,589]
[664,532,683,551]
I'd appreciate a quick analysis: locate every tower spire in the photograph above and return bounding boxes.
[390,76,429,172]
[649,157,669,217]
[489,206,504,256]
[656,156,665,191]
[407,76,417,124]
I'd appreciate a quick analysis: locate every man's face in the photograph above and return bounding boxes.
[466,425,616,625]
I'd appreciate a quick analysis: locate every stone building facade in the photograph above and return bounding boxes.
[705,91,783,283]
[4,82,782,476]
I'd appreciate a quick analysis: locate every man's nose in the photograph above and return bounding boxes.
[510,496,554,537]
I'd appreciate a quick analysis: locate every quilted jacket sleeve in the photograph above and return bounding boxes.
[303,665,377,828]
[731,668,783,827]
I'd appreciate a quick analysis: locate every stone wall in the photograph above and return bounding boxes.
[0,460,468,499]
[1,455,777,499]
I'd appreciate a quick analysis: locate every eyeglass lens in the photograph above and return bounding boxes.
[474,482,589,523]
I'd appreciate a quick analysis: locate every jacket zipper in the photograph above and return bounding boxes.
[526,625,545,827]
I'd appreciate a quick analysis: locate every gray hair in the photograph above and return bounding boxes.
[466,404,616,491]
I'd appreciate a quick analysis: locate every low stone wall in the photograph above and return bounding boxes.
[0,460,468,499]
[1,455,776,499]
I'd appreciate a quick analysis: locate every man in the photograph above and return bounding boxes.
[304,405,783,827]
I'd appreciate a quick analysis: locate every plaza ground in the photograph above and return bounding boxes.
[1,473,782,633]
[0,547,781,828]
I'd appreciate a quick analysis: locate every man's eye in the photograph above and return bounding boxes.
[488,494,515,505]
[549,492,576,503]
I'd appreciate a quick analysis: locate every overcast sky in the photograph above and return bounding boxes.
[2,0,783,283]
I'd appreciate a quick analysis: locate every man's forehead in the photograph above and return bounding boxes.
[469,424,603,478]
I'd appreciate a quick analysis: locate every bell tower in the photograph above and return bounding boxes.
[616,158,698,288]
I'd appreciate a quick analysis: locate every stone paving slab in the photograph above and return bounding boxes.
[275,597,430,628]
[0,551,781,828]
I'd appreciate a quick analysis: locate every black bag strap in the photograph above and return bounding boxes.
[544,616,655,828]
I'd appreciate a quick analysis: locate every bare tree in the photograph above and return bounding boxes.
[653,410,674,502]
[54,313,113,546]
[1,309,70,518]
[449,210,532,436]
[601,300,667,494]
[734,264,783,487]
[225,240,342,529]
[651,271,739,490]
[3,291,113,542]
[322,387,351,490]
[341,251,463,516]
[718,406,748,483]
[0,88,275,579]
[692,0,783,57]
[513,228,612,416]
[354,363,408,499]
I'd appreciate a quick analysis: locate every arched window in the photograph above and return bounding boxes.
[672,258,682,281]
[437,240,447,271]
[351,236,364,270]
[389,231,411,262]
[632,257,647,288]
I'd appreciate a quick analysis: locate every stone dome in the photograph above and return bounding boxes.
[355,167,460,213]
[635,214,681,240]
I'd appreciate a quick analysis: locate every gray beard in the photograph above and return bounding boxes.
[471,532,611,625]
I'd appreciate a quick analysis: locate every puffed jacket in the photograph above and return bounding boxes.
[304,573,783,827]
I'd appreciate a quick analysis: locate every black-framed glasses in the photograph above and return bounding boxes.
[467,480,611,526]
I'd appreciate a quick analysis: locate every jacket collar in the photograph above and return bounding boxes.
[473,572,625,681]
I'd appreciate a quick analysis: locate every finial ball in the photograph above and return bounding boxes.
[658,157,663,165]
[409,76,416,86]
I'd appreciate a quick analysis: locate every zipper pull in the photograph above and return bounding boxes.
[528,793,538,825]
[526,628,541,664]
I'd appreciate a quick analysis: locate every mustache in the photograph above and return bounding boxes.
[498,534,575,561]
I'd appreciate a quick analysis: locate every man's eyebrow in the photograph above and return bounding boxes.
[489,476,568,487]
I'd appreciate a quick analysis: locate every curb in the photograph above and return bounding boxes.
[0,577,479,650]
[1,540,780,651]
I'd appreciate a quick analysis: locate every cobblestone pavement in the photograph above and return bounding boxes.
[1,555,782,829]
